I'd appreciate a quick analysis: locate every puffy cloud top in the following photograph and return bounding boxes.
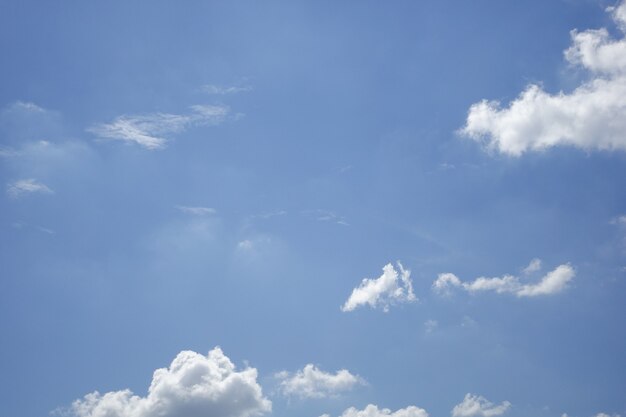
[452,394,511,417]
[68,347,271,417]
[461,0,626,155]
[276,364,365,399]
[342,262,416,312]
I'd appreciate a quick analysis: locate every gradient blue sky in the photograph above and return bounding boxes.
[1,1,625,417]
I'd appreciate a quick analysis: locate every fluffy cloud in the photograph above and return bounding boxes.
[276,364,365,399]
[460,0,626,155]
[324,404,428,417]
[342,262,416,312]
[88,104,230,150]
[432,261,574,298]
[451,394,510,417]
[66,347,271,417]
[6,178,53,198]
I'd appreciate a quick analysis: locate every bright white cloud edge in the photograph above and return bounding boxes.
[452,393,511,417]
[460,0,626,155]
[433,261,575,297]
[276,364,365,399]
[323,404,428,417]
[342,262,416,313]
[63,347,271,417]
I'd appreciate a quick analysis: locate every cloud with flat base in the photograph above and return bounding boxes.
[63,347,271,417]
[460,0,626,155]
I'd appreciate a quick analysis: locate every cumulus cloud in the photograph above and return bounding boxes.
[6,178,53,198]
[325,404,428,417]
[451,394,511,417]
[176,205,217,216]
[342,262,416,312]
[64,347,271,417]
[432,261,574,298]
[594,413,621,417]
[276,364,365,399]
[88,104,230,150]
[460,0,626,155]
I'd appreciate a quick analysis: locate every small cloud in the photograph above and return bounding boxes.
[202,84,252,95]
[433,262,575,298]
[276,364,365,399]
[11,101,46,113]
[303,209,349,226]
[6,178,53,199]
[60,347,271,417]
[342,262,416,312]
[327,404,428,417]
[175,205,217,216]
[238,239,254,250]
[452,393,511,417]
[522,258,542,275]
[424,319,438,333]
[88,105,230,150]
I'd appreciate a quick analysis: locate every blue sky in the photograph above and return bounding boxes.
[1,1,626,417]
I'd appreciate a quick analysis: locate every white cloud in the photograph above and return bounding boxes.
[594,413,621,417]
[516,264,575,296]
[276,364,365,399]
[202,84,252,95]
[176,205,217,216]
[6,178,53,198]
[432,262,575,298]
[327,404,428,417]
[88,105,230,150]
[65,347,271,417]
[432,272,463,297]
[451,394,511,417]
[342,262,416,312]
[522,258,542,275]
[460,0,626,155]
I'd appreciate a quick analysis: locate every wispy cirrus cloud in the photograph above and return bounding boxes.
[175,205,217,216]
[342,262,416,312]
[460,0,626,155]
[452,393,511,417]
[6,178,53,199]
[61,347,271,417]
[202,84,252,95]
[275,364,365,399]
[88,104,230,150]
[432,260,575,298]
